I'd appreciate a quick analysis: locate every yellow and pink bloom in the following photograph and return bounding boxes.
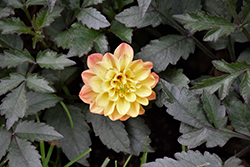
[79,43,159,121]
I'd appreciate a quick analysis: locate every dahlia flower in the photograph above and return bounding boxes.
[79,43,159,121]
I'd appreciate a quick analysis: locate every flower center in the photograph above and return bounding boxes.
[109,71,135,97]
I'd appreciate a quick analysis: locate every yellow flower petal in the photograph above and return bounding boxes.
[126,102,140,117]
[114,43,134,62]
[136,96,149,106]
[79,85,97,104]
[139,105,145,115]
[96,92,109,106]
[104,101,115,116]
[118,54,131,72]
[116,97,130,115]
[81,70,95,84]
[102,80,111,91]
[140,74,156,88]
[151,72,159,88]
[90,101,104,114]
[109,89,119,101]
[95,61,112,80]
[103,53,118,68]
[124,69,135,78]
[108,108,123,121]
[134,68,150,81]
[129,59,143,71]
[89,76,103,93]
[147,91,156,100]
[136,85,152,97]
[87,53,103,70]
[105,68,118,80]
[143,61,153,69]
[125,92,136,102]
[120,115,130,121]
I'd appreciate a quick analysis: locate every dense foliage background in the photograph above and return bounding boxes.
[1,0,250,166]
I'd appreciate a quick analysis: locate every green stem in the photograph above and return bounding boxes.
[235,144,250,158]
[227,36,235,61]
[0,158,8,167]
[60,101,74,128]
[140,136,149,166]
[115,160,118,167]
[227,0,240,24]
[27,63,38,74]
[23,6,32,22]
[55,148,62,167]
[100,158,110,167]
[181,145,186,152]
[62,85,74,104]
[64,148,92,167]
[44,144,55,167]
[36,113,46,166]
[123,155,132,167]
[191,37,219,60]
[226,0,250,42]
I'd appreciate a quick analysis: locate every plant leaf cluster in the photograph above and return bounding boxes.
[1,0,250,166]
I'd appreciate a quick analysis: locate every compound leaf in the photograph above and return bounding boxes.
[82,0,104,7]
[36,6,63,28]
[55,28,74,49]
[212,60,250,73]
[26,74,54,93]
[26,91,62,116]
[240,70,250,103]
[225,98,250,137]
[0,17,32,34]
[44,105,91,166]
[109,20,133,43]
[0,7,14,19]
[14,120,63,141]
[192,60,250,100]
[142,150,242,167]
[242,0,250,24]
[37,50,75,69]
[173,11,237,41]
[137,0,152,17]
[26,0,46,6]
[6,0,24,9]
[0,129,12,159]
[202,0,231,21]
[67,23,107,57]
[0,73,25,96]
[115,6,162,28]
[191,72,243,99]
[0,49,35,68]
[224,156,243,167]
[8,137,42,167]
[161,79,235,148]
[41,67,79,88]
[171,0,201,15]
[0,83,27,130]
[202,90,227,129]
[77,7,110,30]
[125,117,154,156]
[160,67,190,89]
[136,35,195,73]
[86,112,131,153]
[48,0,57,11]
[0,33,23,50]
[93,33,108,54]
